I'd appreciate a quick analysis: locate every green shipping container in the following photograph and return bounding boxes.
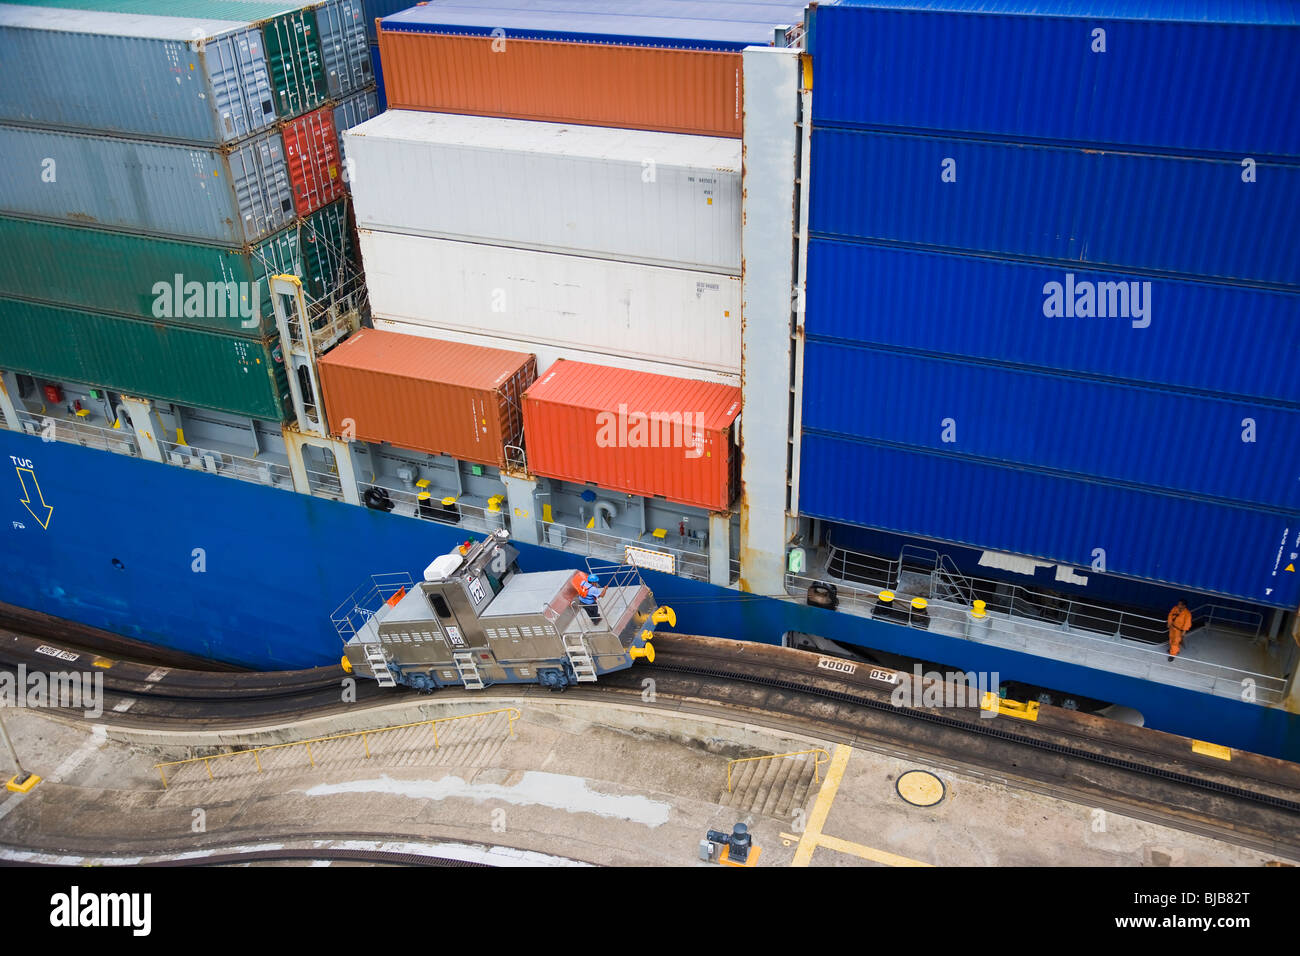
[0,297,291,421]
[0,215,302,337]
[301,198,355,300]
[8,0,329,119]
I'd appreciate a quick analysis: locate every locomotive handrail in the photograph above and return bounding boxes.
[154,708,522,789]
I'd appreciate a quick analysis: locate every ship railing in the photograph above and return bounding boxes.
[15,410,138,458]
[305,466,344,501]
[783,572,1287,705]
[329,572,415,643]
[823,541,1264,646]
[157,437,293,490]
[503,444,527,474]
[538,520,710,583]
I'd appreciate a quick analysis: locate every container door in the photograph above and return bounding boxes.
[204,26,277,143]
[314,0,372,99]
[227,131,296,247]
[263,10,327,119]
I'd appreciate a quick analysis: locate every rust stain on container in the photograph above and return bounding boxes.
[522,359,742,511]
[378,29,743,137]
[318,328,537,467]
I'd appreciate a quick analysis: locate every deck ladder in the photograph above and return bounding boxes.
[453,651,485,690]
[563,634,598,683]
[364,644,396,688]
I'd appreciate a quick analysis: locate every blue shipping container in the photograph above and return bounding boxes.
[809,128,1300,287]
[803,239,1299,405]
[809,1,1300,159]
[798,431,1300,608]
[380,0,808,49]
[801,341,1300,510]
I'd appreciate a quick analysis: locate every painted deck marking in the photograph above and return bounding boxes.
[791,743,851,867]
[789,744,932,867]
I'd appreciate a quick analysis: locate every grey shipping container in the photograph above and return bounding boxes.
[0,6,278,145]
[315,0,372,98]
[332,86,379,157]
[0,124,295,247]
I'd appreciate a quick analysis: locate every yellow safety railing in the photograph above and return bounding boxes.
[154,707,521,789]
[727,748,831,793]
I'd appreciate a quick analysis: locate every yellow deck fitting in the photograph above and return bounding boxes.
[878,590,895,603]
[910,597,928,610]
[441,496,457,506]
[718,844,762,867]
[980,692,1040,721]
[652,528,667,539]
[1192,740,1232,761]
[6,773,41,794]
[414,478,431,489]
[970,599,987,619]
[629,643,655,663]
[340,655,353,674]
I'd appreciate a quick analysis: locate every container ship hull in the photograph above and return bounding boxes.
[5,428,1297,762]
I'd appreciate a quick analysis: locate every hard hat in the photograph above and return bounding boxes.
[587,575,600,584]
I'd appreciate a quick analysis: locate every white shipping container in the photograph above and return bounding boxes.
[372,318,741,387]
[360,230,742,376]
[345,110,741,274]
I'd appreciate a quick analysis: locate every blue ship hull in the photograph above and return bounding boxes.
[3,429,1296,761]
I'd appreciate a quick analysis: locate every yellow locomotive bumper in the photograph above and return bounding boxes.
[650,606,676,627]
[629,641,655,663]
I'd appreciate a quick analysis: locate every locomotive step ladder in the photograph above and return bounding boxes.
[364,644,396,688]
[562,634,598,683]
[453,651,485,690]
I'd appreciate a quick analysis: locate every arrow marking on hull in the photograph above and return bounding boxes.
[16,467,52,530]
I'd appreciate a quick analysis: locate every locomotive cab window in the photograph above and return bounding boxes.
[427,592,452,619]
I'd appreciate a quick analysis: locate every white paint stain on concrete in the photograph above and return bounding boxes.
[303,772,672,827]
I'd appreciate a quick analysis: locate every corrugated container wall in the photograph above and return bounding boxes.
[377,30,743,137]
[314,0,371,98]
[345,110,741,272]
[0,297,289,421]
[317,328,536,467]
[0,125,295,247]
[282,105,346,216]
[804,239,1300,405]
[261,4,328,117]
[809,2,1300,158]
[0,7,277,144]
[0,214,302,336]
[332,86,380,156]
[359,230,742,376]
[801,342,1300,511]
[371,317,741,386]
[798,433,1300,611]
[810,128,1300,287]
[522,360,743,512]
[300,198,356,300]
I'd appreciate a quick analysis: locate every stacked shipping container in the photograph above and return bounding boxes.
[801,1,1300,609]
[0,1,374,422]
[341,0,811,509]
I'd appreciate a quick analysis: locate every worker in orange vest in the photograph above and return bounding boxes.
[1166,600,1192,661]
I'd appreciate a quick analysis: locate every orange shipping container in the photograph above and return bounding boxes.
[318,329,537,468]
[377,30,743,138]
[522,360,742,512]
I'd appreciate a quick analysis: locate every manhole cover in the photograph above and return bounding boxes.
[896,769,945,807]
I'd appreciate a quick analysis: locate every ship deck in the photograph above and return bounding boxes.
[786,548,1296,708]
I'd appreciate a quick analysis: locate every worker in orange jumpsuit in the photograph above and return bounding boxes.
[1166,600,1192,661]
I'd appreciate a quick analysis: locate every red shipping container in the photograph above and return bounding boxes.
[377,29,743,138]
[523,360,742,511]
[318,329,537,467]
[282,106,346,217]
